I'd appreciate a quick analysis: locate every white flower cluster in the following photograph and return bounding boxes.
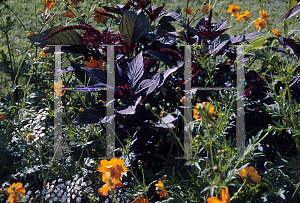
[43,176,88,203]
[19,108,49,142]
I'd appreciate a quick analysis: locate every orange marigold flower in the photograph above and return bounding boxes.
[62,9,74,18]
[0,112,5,121]
[236,10,251,21]
[98,176,123,196]
[98,158,127,181]
[155,178,169,199]
[93,9,106,23]
[183,7,193,16]
[85,57,105,70]
[8,182,25,203]
[39,47,50,58]
[259,10,269,22]
[271,29,281,37]
[201,4,211,14]
[254,18,267,30]
[227,4,240,16]
[45,0,55,9]
[207,186,230,203]
[237,166,261,186]
[193,102,216,120]
[54,82,66,96]
[129,195,151,203]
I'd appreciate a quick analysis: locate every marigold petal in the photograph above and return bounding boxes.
[99,183,110,196]
[155,178,164,187]
[207,196,222,203]
[98,160,110,172]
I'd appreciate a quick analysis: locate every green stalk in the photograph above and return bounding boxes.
[230,180,247,201]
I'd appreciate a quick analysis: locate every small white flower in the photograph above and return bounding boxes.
[61,195,67,202]
[45,194,50,200]
[76,197,81,202]
[72,194,76,199]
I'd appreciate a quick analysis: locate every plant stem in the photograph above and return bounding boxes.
[230,180,247,201]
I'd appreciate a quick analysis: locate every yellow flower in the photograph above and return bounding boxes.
[259,10,269,22]
[85,56,105,70]
[207,186,230,203]
[54,82,66,96]
[193,102,216,120]
[129,195,151,203]
[201,4,211,14]
[271,29,281,37]
[98,176,123,196]
[236,10,251,21]
[0,112,5,121]
[93,9,106,23]
[45,0,55,9]
[98,158,127,181]
[227,4,240,16]
[254,18,267,30]
[237,166,261,186]
[39,47,50,58]
[8,182,25,203]
[183,7,193,16]
[155,178,169,199]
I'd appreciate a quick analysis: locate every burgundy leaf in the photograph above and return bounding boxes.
[116,96,142,114]
[127,52,145,89]
[158,12,183,25]
[72,103,115,124]
[146,50,172,67]
[280,4,300,21]
[134,66,179,95]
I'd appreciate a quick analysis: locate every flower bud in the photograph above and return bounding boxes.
[67,102,71,106]
[151,107,157,112]
[145,103,151,109]
[79,107,84,112]
[213,166,220,173]
[285,48,290,53]
[0,112,6,121]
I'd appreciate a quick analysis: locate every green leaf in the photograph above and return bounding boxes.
[119,10,150,47]
[243,36,276,54]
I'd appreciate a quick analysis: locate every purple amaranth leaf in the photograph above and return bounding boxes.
[210,32,264,54]
[195,17,207,31]
[72,103,115,124]
[158,12,183,25]
[134,66,179,95]
[280,4,300,21]
[126,52,145,89]
[116,96,142,114]
[145,50,172,67]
